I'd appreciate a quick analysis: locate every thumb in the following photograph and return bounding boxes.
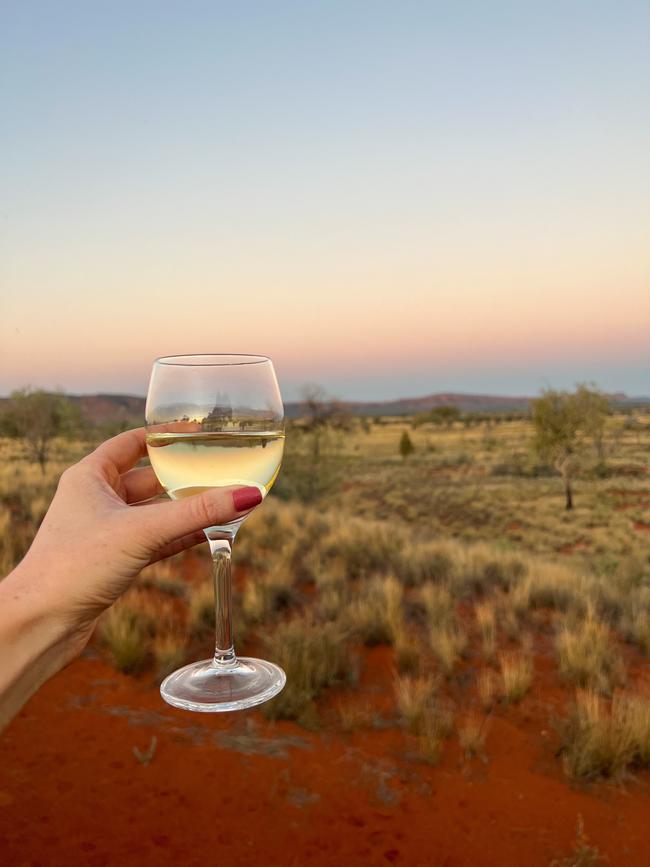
[137,485,263,547]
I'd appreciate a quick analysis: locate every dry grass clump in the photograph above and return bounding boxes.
[556,611,625,695]
[499,650,533,704]
[0,503,14,576]
[420,583,454,626]
[619,592,650,654]
[99,600,150,674]
[397,539,457,586]
[527,562,585,613]
[508,578,532,618]
[460,545,527,594]
[394,675,438,734]
[395,677,453,764]
[188,580,214,635]
[475,601,497,660]
[550,815,606,867]
[336,699,378,732]
[99,590,180,674]
[459,713,489,759]
[560,690,650,781]
[477,668,498,711]
[137,557,188,598]
[429,623,467,677]
[262,617,352,721]
[394,674,452,763]
[152,632,188,680]
[318,518,403,579]
[347,575,404,645]
[394,634,422,676]
[241,555,297,625]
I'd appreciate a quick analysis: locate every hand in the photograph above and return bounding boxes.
[0,428,261,728]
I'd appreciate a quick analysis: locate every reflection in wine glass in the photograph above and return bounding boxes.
[145,354,285,712]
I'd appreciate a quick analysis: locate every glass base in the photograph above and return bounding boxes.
[159,657,286,713]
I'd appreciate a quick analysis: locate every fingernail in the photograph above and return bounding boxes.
[233,486,263,511]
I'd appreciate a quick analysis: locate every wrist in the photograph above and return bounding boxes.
[0,561,82,731]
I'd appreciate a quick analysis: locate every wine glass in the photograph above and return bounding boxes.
[145,354,286,712]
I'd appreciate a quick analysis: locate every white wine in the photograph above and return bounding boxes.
[146,430,284,499]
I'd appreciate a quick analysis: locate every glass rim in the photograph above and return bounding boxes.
[154,353,272,367]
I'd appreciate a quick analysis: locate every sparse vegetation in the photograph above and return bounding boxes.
[499,651,533,704]
[459,713,489,759]
[99,600,149,674]
[1,402,649,798]
[559,690,650,781]
[556,611,625,695]
[551,814,606,867]
[262,618,352,722]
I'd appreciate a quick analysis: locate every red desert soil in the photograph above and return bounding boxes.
[1,642,649,867]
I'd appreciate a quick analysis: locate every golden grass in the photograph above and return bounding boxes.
[394,675,438,734]
[420,583,454,627]
[475,601,497,660]
[560,690,650,781]
[262,617,352,721]
[394,633,422,676]
[99,601,149,674]
[556,611,625,695]
[459,713,489,759]
[152,633,188,680]
[187,581,214,635]
[499,651,533,704]
[2,419,649,781]
[429,623,467,677]
[394,673,453,764]
[346,575,404,645]
[477,668,498,712]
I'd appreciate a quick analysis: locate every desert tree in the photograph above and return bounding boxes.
[532,386,609,510]
[277,384,348,502]
[430,406,461,428]
[573,383,609,464]
[0,388,82,473]
[399,431,414,459]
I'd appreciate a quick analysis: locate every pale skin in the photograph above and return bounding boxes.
[0,428,258,731]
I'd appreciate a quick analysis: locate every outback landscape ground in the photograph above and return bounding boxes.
[1,406,649,866]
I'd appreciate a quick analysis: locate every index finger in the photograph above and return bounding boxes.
[90,427,148,474]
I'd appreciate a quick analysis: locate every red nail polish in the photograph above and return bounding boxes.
[233,486,263,511]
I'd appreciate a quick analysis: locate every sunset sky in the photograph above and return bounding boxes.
[1,1,648,401]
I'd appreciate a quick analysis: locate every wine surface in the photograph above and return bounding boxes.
[146,431,284,499]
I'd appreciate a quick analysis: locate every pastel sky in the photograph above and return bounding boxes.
[1,1,648,401]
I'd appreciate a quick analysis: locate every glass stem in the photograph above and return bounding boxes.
[208,538,236,667]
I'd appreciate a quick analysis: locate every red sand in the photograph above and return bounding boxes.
[1,644,648,867]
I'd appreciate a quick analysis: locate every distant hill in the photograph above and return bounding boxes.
[2,390,648,427]
[285,392,533,418]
